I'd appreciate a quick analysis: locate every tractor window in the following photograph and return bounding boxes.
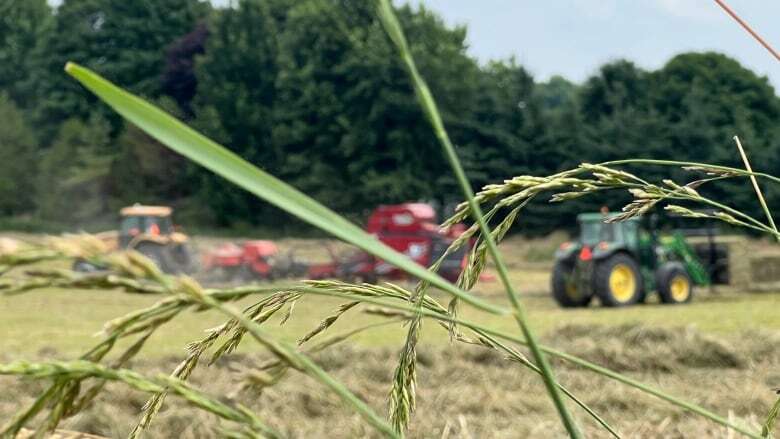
[622,221,639,249]
[581,222,602,245]
[600,223,616,242]
[146,216,173,234]
[581,220,616,245]
[120,216,142,237]
[120,216,173,236]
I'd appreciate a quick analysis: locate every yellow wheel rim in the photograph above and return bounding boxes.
[565,281,578,299]
[608,263,636,302]
[669,275,690,302]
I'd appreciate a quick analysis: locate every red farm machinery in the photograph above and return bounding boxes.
[203,203,470,283]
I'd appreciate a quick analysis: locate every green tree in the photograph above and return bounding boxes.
[192,0,283,226]
[110,98,194,210]
[0,95,37,215]
[457,60,539,188]
[651,52,780,221]
[37,117,113,225]
[30,0,209,138]
[272,1,482,216]
[0,0,52,108]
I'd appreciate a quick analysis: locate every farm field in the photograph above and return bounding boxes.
[2,269,780,358]
[2,235,779,438]
[2,235,780,358]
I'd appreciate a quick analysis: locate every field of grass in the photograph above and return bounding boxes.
[2,235,780,438]
[2,234,780,359]
[2,272,780,360]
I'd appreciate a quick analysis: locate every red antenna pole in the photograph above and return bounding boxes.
[713,0,780,62]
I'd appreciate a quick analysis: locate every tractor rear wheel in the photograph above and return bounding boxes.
[656,262,694,304]
[551,260,591,307]
[594,253,642,307]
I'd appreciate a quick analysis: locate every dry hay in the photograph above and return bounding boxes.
[2,323,777,438]
[0,238,22,255]
[18,429,107,439]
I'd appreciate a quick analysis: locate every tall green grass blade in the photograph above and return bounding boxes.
[375,1,580,436]
[734,136,779,242]
[63,62,504,316]
[762,395,780,438]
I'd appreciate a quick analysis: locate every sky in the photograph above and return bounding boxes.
[48,0,779,90]
[404,0,780,89]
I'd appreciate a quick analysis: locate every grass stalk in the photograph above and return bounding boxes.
[734,136,778,241]
[177,278,399,439]
[376,1,580,436]
[601,158,780,185]
[762,395,780,438]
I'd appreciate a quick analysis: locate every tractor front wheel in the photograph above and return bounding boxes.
[594,253,642,307]
[168,244,194,274]
[551,260,591,307]
[656,262,694,304]
[133,242,171,273]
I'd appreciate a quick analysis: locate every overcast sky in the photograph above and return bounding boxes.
[48,0,779,90]
[404,0,779,90]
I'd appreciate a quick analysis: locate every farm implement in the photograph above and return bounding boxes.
[552,212,728,308]
[203,203,470,283]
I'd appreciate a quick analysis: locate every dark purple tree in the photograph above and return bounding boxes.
[161,21,209,116]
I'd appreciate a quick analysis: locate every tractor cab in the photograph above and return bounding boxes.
[73,204,193,274]
[553,211,708,308]
[118,204,191,273]
[576,213,641,253]
[119,205,177,247]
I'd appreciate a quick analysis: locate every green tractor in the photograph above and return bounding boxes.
[552,213,711,307]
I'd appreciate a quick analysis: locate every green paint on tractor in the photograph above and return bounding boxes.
[552,212,711,307]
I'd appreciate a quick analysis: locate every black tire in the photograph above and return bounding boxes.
[133,242,172,273]
[656,262,694,304]
[594,253,642,307]
[551,260,592,308]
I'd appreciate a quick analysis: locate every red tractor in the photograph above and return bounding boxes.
[203,203,470,283]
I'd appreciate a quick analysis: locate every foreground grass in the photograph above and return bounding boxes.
[3,325,777,438]
[1,235,779,437]
[2,267,779,359]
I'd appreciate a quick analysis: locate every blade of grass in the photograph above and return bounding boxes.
[63,62,505,316]
[375,1,580,436]
[761,394,780,438]
[734,136,778,241]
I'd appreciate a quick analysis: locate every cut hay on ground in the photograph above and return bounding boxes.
[3,324,776,438]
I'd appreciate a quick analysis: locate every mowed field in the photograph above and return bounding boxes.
[1,235,779,438]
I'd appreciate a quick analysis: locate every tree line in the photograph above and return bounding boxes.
[1,0,778,235]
